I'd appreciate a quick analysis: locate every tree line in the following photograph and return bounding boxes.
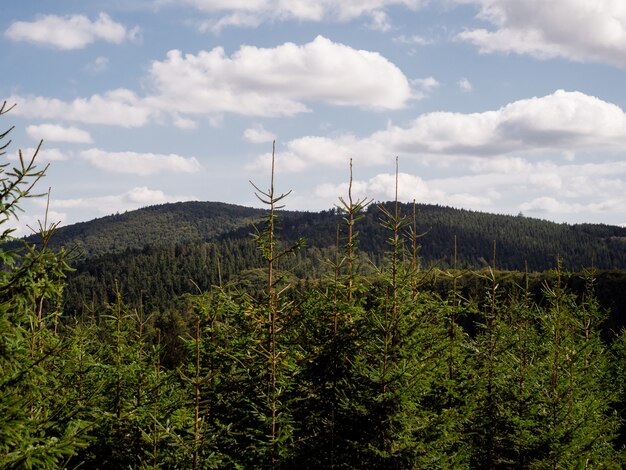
[18,190,626,272]
[2,111,626,468]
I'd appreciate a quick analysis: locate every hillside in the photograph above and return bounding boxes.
[20,199,623,316]
[25,201,265,258]
[23,199,626,271]
[6,195,626,468]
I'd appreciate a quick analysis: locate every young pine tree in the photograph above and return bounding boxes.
[0,102,91,468]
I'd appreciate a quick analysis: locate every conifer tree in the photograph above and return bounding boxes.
[0,102,90,468]
[247,141,302,465]
[529,264,620,467]
[289,158,372,467]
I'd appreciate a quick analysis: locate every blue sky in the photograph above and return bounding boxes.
[2,0,626,235]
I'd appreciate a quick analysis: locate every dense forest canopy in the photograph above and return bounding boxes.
[20,200,626,272]
[2,107,626,468]
[16,197,622,324]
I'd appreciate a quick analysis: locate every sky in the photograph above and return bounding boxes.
[2,0,626,236]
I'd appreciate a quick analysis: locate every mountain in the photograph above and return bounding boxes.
[13,202,626,330]
[25,201,266,259]
[23,199,626,271]
[16,200,625,315]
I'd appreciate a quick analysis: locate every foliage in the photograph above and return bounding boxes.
[0,101,90,468]
[17,192,626,274]
[1,105,625,468]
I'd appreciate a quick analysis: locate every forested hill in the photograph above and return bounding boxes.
[21,199,626,271]
[24,201,266,258]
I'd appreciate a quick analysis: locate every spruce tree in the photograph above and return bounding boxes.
[0,102,90,468]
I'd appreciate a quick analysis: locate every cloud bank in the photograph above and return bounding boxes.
[457,0,626,67]
[26,124,92,143]
[170,0,426,31]
[46,187,195,218]
[81,149,202,176]
[252,90,626,172]
[5,13,139,49]
[11,37,416,126]
[147,36,415,117]
[10,90,153,128]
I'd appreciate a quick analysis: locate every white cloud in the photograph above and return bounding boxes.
[46,187,195,216]
[393,34,432,45]
[26,124,92,143]
[9,187,195,235]
[247,134,389,173]
[520,196,626,215]
[7,147,70,162]
[85,56,110,74]
[377,89,626,156]
[411,77,440,97]
[252,90,626,173]
[528,172,563,191]
[367,10,392,31]
[244,124,276,143]
[428,159,626,196]
[172,114,198,130]
[179,0,426,31]
[11,37,414,126]
[3,210,68,238]
[456,0,626,67]
[314,172,492,210]
[10,90,153,128]
[246,89,626,222]
[5,13,139,50]
[467,156,531,174]
[147,36,415,117]
[81,148,202,176]
[458,78,472,92]
[308,159,626,222]
[416,158,626,222]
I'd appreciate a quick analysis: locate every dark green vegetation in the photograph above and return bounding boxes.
[15,188,626,318]
[3,108,626,468]
[24,196,626,271]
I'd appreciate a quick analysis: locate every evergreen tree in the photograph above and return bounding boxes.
[0,102,90,468]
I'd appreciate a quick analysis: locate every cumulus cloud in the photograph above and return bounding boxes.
[26,124,92,143]
[411,77,440,98]
[520,196,626,215]
[466,156,531,174]
[314,172,492,209]
[247,134,389,173]
[250,90,626,173]
[12,37,413,126]
[244,124,276,143]
[12,187,195,235]
[5,13,139,50]
[177,0,426,32]
[81,149,202,176]
[438,159,626,196]
[366,10,392,31]
[46,187,195,216]
[7,147,70,162]
[3,210,68,238]
[10,89,153,128]
[456,0,626,67]
[308,157,626,223]
[147,36,415,117]
[172,114,198,130]
[425,159,626,221]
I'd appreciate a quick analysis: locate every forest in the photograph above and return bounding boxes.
[2,105,626,468]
